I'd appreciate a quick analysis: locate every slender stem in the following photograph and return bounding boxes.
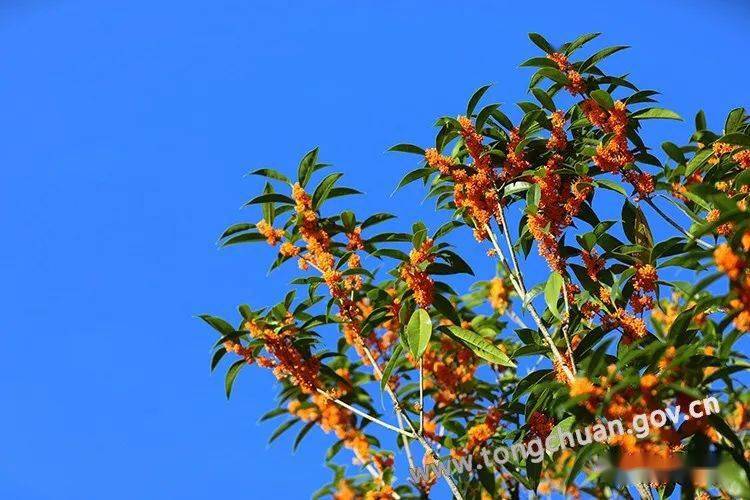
[396,411,416,471]
[494,207,578,380]
[418,359,424,435]
[496,206,527,294]
[358,342,464,500]
[643,197,713,250]
[560,277,577,376]
[485,223,575,382]
[316,388,415,438]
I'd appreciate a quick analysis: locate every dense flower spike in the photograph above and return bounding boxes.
[425,117,500,240]
[630,263,658,313]
[238,318,322,394]
[547,110,568,151]
[582,249,605,281]
[400,239,436,307]
[734,149,750,169]
[528,151,591,272]
[583,99,656,199]
[422,337,477,408]
[547,52,586,95]
[501,128,531,182]
[256,219,285,246]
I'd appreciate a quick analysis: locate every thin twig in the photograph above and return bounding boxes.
[485,223,575,382]
[358,342,464,500]
[560,277,577,376]
[496,205,527,294]
[316,388,416,438]
[495,207,578,378]
[396,411,416,470]
[643,197,713,250]
[419,359,424,435]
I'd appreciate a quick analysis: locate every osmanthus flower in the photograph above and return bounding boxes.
[671,171,703,202]
[581,249,605,281]
[582,98,655,199]
[630,263,658,313]
[399,238,436,308]
[707,208,735,236]
[714,238,750,333]
[501,128,531,182]
[487,277,510,315]
[421,336,478,409]
[734,149,750,169]
[256,219,285,245]
[204,34,750,500]
[424,116,500,241]
[547,52,587,95]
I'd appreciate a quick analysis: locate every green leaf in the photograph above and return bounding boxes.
[328,187,362,199]
[544,272,564,318]
[244,193,294,206]
[412,221,428,249]
[563,32,601,55]
[199,314,235,336]
[297,147,319,188]
[259,407,287,422]
[528,33,555,54]
[520,57,558,69]
[221,232,266,247]
[210,347,227,372]
[361,212,396,229]
[248,168,291,184]
[590,89,614,110]
[261,182,275,224]
[431,293,460,325]
[406,309,432,359]
[622,200,641,245]
[312,172,343,209]
[531,88,555,112]
[388,143,426,155]
[724,107,746,133]
[476,103,500,131]
[466,84,492,117]
[580,45,629,72]
[631,108,683,121]
[718,132,750,148]
[380,344,403,390]
[695,110,707,131]
[396,167,433,191]
[269,418,300,444]
[534,67,570,86]
[225,359,245,398]
[444,326,514,367]
[685,148,713,176]
[220,222,254,239]
[661,142,686,164]
[293,421,316,452]
[595,179,626,196]
[340,211,356,232]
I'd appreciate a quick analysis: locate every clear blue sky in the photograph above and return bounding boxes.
[1,1,748,498]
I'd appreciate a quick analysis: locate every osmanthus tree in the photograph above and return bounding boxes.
[200,33,750,499]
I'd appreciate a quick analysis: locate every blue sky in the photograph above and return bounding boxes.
[1,1,749,498]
